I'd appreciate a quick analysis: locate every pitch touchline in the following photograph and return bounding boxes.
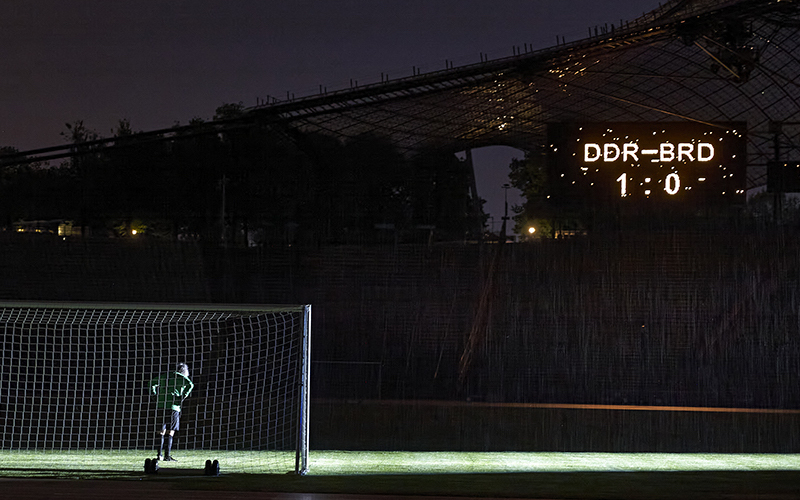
[346,399,800,414]
[509,403,800,414]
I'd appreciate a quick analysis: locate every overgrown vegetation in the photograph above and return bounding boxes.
[0,104,484,245]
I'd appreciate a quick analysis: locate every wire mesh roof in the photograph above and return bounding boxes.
[248,0,800,190]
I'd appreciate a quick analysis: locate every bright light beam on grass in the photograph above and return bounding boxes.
[2,450,800,479]
[309,451,800,474]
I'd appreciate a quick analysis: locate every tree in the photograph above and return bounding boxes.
[411,150,483,240]
[0,145,78,228]
[59,120,107,235]
[509,150,587,237]
[213,102,246,122]
[508,150,554,236]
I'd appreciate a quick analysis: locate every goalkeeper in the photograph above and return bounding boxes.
[150,363,194,461]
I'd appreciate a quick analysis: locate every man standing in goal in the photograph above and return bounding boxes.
[150,363,194,461]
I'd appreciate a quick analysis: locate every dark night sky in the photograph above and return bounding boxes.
[1,0,661,225]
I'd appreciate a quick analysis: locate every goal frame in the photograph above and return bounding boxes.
[0,300,312,475]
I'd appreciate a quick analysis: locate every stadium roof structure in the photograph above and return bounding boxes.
[245,0,800,190]
[4,0,799,191]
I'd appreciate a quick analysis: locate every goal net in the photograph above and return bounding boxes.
[0,301,311,475]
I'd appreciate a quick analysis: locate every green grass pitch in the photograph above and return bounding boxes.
[2,451,800,499]
[3,450,800,476]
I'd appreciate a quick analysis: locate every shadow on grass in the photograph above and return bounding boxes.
[181,470,800,499]
[0,468,142,480]
[3,469,800,499]
[1,465,221,481]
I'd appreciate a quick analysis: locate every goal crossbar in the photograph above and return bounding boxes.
[0,301,312,475]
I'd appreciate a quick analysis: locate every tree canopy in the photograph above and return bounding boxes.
[0,105,484,245]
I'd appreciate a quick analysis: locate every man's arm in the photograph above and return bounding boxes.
[150,376,161,395]
[186,378,194,396]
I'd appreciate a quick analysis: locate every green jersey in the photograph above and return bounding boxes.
[150,371,194,411]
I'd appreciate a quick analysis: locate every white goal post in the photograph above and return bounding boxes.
[0,301,311,475]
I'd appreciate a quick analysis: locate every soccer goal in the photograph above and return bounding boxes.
[0,301,311,475]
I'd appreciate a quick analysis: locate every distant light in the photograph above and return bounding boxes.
[528,227,536,234]
[131,229,138,236]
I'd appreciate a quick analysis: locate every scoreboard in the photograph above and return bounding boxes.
[546,122,747,208]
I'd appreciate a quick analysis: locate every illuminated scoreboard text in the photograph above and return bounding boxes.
[546,122,747,207]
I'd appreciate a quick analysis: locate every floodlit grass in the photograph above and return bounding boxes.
[3,451,800,499]
[0,450,296,479]
[2,449,800,477]
[312,450,800,474]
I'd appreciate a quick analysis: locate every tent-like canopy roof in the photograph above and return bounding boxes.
[249,0,800,190]
[5,0,799,193]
